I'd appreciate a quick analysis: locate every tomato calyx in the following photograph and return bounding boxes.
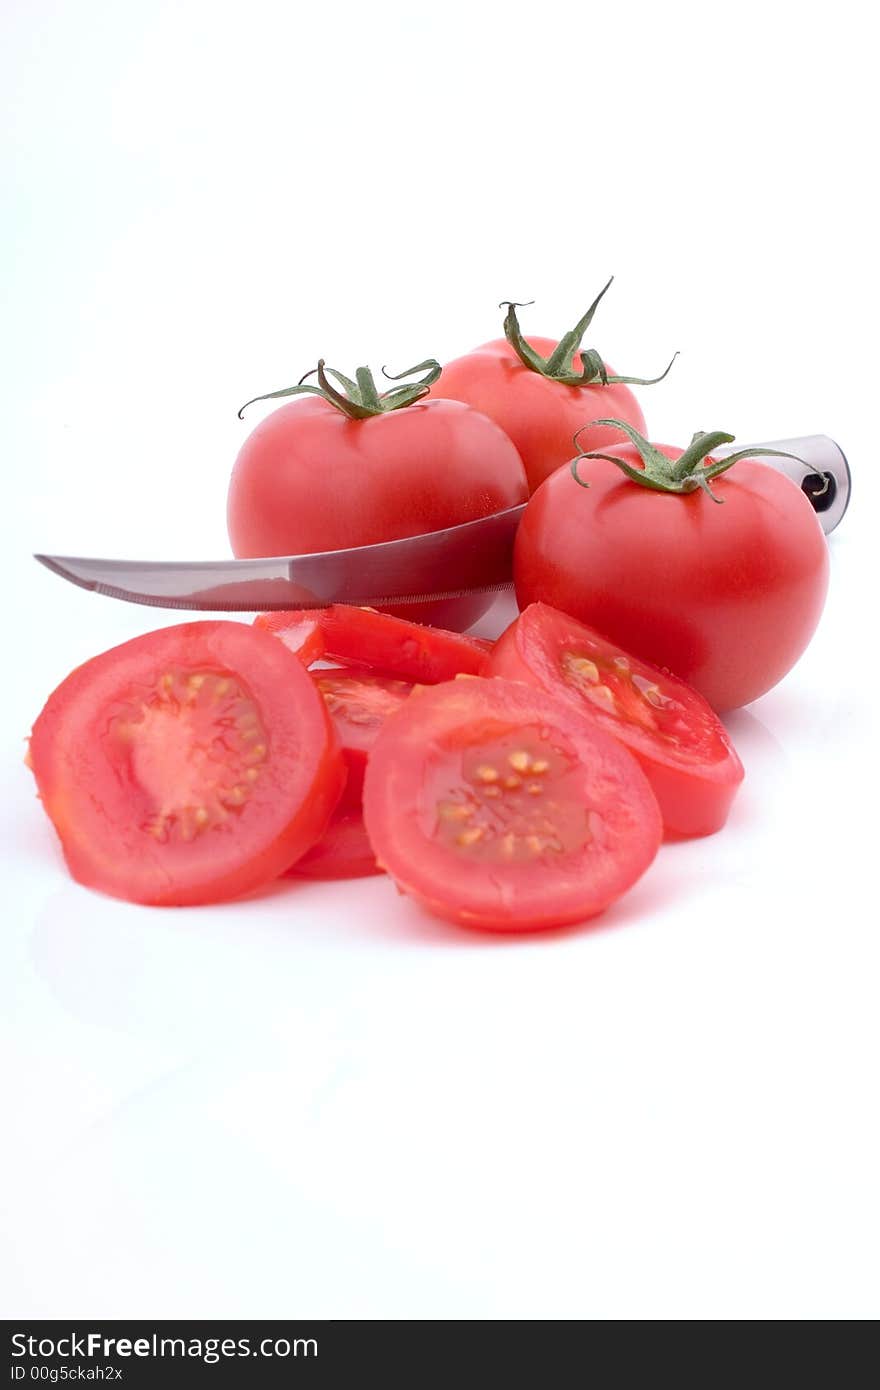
[499,279,678,389]
[238,358,442,420]
[571,418,806,504]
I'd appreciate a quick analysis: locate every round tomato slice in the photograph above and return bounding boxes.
[487,603,744,838]
[312,668,413,809]
[256,605,492,682]
[29,621,345,906]
[362,676,661,932]
[288,811,383,880]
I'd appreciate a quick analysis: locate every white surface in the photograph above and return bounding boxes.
[2,0,878,1320]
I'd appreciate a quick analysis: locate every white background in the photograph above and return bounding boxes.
[2,0,878,1319]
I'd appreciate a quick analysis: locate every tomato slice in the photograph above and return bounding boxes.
[288,811,383,880]
[312,668,413,809]
[256,605,492,681]
[487,603,744,838]
[252,610,325,665]
[362,676,661,931]
[29,621,345,905]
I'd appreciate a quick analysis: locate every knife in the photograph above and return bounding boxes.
[34,435,850,612]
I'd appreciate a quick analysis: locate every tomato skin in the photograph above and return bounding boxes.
[437,337,646,492]
[514,449,830,711]
[229,396,528,629]
[288,811,383,880]
[29,622,345,906]
[487,604,743,838]
[363,676,662,932]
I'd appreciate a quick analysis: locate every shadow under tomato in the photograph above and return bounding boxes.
[292,846,691,949]
[714,703,790,838]
[28,822,696,1051]
[721,704,787,763]
[226,811,696,947]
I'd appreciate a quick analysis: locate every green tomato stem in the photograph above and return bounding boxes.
[238,358,442,420]
[499,281,678,388]
[570,419,807,504]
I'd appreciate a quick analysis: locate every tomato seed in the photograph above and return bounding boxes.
[457,827,484,847]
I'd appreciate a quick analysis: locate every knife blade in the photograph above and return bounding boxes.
[33,434,850,612]
[34,504,526,612]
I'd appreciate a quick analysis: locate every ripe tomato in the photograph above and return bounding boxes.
[229,360,528,630]
[256,605,491,683]
[28,622,345,905]
[288,811,382,880]
[514,430,830,711]
[362,676,662,931]
[437,292,672,492]
[438,340,645,494]
[312,667,413,809]
[487,604,744,838]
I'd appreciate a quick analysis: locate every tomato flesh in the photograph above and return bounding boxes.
[487,604,744,838]
[288,811,382,880]
[312,668,413,809]
[256,605,491,682]
[29,621,345,905]
[363,676,662,931]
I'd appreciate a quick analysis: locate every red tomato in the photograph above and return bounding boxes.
[288,811,383,880]
[256,605,492,683]
[514,441,830,710]
[487,604,744,838]
[362,676,662,931]
[312,668,413,809]
[438,336,646,493]
[28,622,345,906]
[229,366,528,629]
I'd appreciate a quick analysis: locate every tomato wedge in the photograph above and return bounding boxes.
[487,603,744,838]
[312,668,413,809]
[288,811,383,880]
[256,605,492,681]
[363,676,661,931]
[29,621,345,905]
[251,610,325,665]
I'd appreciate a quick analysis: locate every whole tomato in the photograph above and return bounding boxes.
[514,421,830,711]
[437,282,675,492]
[228,358,528,629]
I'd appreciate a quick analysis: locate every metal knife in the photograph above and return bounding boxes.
[34,435,850,612]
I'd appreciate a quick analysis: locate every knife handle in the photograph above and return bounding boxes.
[717,434,850,535]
